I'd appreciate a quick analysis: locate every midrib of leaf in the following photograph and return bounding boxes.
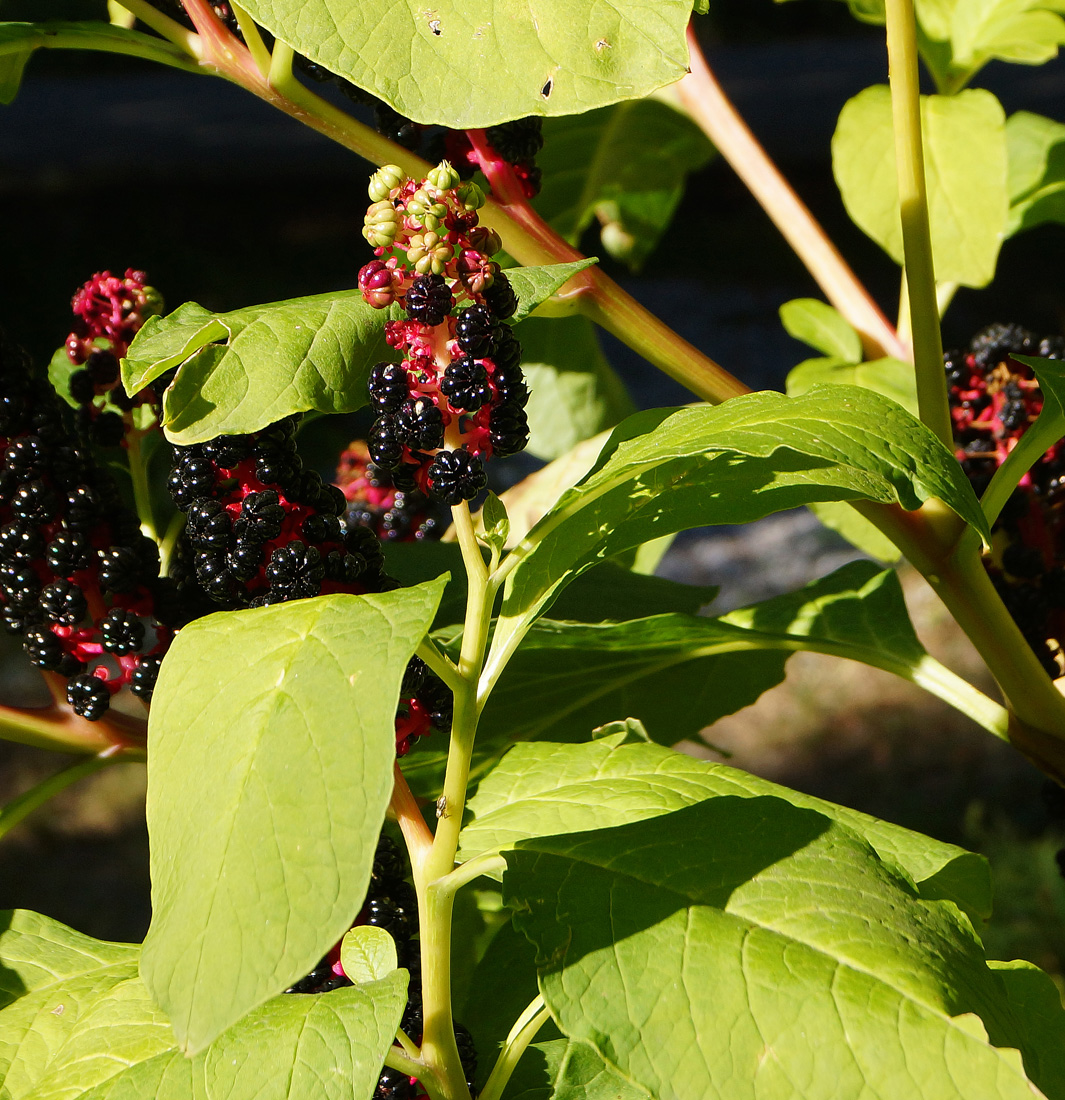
[533,851,1024,1069]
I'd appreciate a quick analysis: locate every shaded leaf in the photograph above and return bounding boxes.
[787,357,919,416]
[1006,109,1065,234]
[141,583,443,1053]
[833,85,1008,287]
[235,0,693,128]
[518,316,634,462]
[506,799,1049,1100]
[534,100,714,270]
[462,732,991,921]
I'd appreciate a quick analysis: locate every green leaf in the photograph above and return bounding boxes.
[1006,109,1065,234]
[949,0,1065,68]
[235,0,693,128]
[141,582,444,1054]
[505,799,1049,1100]
[534,100,714,270]
[832,85,1008,287]
[339,926,398,985]
[989,960,1065,1093]
[506,260,599,324]
[808,500,903,562]
[0,22,201,105]
[505,1040,651,1100]
[787,356,919,416]
[779,298,863,362]
[462,731,991,922]
[518,316,635,461]
[121,292,396,445]
[0,911,140,1098]
[491,387,987,669]
[477,560,960,751]
[39,973,409,1100]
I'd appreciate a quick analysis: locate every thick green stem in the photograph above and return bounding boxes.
[479,997,552,1100]
[885,0,952,448]
[229,2,271,77]
[0,751,126,842]
[679,24,908,363]
[0,693,146,754]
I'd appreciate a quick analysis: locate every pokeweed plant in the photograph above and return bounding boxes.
[7,0,1065,1098]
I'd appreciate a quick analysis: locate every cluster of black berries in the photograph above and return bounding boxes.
[947,323,1065,677]
[336,441,442,542]
[286,834,478,1099]
[445,119,545,199]
[0,329,179,719]
[63,269,165,448]
[358,161,530,506]
[167,416,389,608]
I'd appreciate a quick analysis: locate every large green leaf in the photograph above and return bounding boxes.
[1005,109,1065,234]
[505,799,1055,1100]
[141,582,443,1054]
[34,973,408,1100]
[488,386,987,677]
[534,99,714,270]
[235,0,693,128]
[0,911,140,1098]
[518,316,634,462]
[475,560,984,752]
[832,85,1008,287]
[461,733,991,921]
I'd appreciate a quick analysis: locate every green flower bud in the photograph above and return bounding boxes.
[454,181,485,212]
[363,200,400,248]
[426,160,461,192]
[406,232,454,276]
[406,189,449,231]
[368,164,406,203]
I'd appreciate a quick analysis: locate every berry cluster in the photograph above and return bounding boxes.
[445,119,545,199]
[946,323,1065,676]
[286,835,478,1099]
[63,269,164,447]
[358,161,530,505]
[335,440,441,542]
[0,329,178,718]
[170,418,450,756]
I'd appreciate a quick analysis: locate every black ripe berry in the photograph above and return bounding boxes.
[130,653,163,702]
[425,449,487,505]
[39,579,87,625]
[265,541,325,600]
[395,398,445,452]
[67,673,111,720]
[455,305,498,358]
[441,356,490,412]
[368,362,411,414]
[489,405,530,457]
[485,117,544,162]
[369,416,403,469]
[405,273,454,327]
[100,607,146,654]
[483,273,518,320]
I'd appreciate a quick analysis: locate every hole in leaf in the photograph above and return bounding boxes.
[540,77,553,99]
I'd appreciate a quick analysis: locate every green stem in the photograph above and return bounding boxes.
[267,37,294,87]
[383,1043,425,1081]
[5,18,203,71]
[125,430,157,542]
[417,637,463,696]
[0,694,146,754]
[436,852,508,898]
[679,24,908,363]
[478,997,552,1100]
[885,0,952,448]
[229,2,271,77]
[158,510,185,577]
[0,751,125,842]
[118,0,202,54]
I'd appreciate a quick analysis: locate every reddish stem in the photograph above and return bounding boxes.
[391,761,434,872]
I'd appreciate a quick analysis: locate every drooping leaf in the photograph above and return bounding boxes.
[0,910,140,1098]
[517,316,634,461]
[234,0,693,128]
[489,387,987,676]
[779,298,863,362]
[462,733,991,922]
[534,99,714,270]
[1006,109,1065,234]
[505,799,1053,1100]
[141,582,443,1054]
[833,85,1008,287]
[0,22,201,106]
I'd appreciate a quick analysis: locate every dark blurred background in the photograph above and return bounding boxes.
[4,0,1065,990]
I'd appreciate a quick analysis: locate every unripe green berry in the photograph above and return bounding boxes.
[363,200,400,246]
[427,160,461,192]
[406,232,454,276]
[141,285,165,320]
[406,189,449,231]
[368,164,406,202]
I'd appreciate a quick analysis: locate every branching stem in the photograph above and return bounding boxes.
[479,997,552,1100]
